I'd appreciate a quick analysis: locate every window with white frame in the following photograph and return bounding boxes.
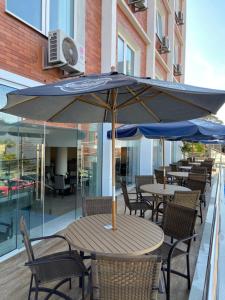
[117,36,135,76]
[174,45,179,64]
[156,11,163,41]
[6,0,75,37]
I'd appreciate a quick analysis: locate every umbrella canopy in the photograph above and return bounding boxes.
[2,72,225,230]
[107,119,225,140]
[2,74,225,123]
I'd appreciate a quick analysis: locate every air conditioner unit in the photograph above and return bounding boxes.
[48,29,85,73]
[174,64,182,76]
[128,0,148,12]
[175,11,184,25]
[159,36,170,54]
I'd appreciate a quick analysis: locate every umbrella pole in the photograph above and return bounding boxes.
[162,138,166,189]
[192,142,194,161]
[111,91,117,231]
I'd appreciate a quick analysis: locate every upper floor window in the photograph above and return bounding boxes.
[49,0,74,37]
[6,0,42,30]
[156,11,163,41]
[117,36,135,76]
[6,0,75,38]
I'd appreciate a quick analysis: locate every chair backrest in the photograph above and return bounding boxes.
[180,160,189,166]
[170,163,178,171]
[54,175,65,189]
[162,202,197,241]
[135,175,154,194]
[154,169,164,184]
[19,216,34,262]
[120,181,131,209]
[173,190,200,209]
[91,254,162,300]
[200,163,213,174]
[186,178,206,195]
[191,166,207,175]
[84,196,112,216]
[188,172,207,182]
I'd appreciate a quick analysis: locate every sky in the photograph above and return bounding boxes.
[185,0,225,122]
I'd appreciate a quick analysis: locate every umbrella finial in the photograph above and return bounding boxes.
[111,66,118,75]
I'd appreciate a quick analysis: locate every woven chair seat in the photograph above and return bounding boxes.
[152,242,186,263]
[130,201,153,211]
[33,250,86,283]
[141,195,157,203]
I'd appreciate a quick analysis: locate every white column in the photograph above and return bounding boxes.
[101,124,112,196]
[56,147,68,175]
[139,138,153,175]
[168,0,175,81]
[101,0,117,72]
[147,0,156,77]
[45,147,51,166]
[164,141,172,165]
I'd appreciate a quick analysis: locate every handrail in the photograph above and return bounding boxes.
[189,168,223,300]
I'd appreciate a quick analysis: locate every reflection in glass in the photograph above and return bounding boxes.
[115,139,140,188]
[49,0,74,37]
[7,0,42,30]
[126,46,134,76]
[117,37,124,73]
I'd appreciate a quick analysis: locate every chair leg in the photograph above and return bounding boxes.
[186,254,191,289]
[199,203,203,224]
[82,275,85,300]
[28,275,33,300]
[130,210,132,215]
[166,260,171,300]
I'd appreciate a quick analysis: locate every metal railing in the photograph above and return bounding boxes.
[189,167,224,300]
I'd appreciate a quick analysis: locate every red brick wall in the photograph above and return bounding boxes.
[117,7,147,76]
[124,0,147,32]
[0,1,61,83]
[85,0,102,74]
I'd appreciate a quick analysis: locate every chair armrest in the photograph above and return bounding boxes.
[168,233,198,260]
[30,234,71,251]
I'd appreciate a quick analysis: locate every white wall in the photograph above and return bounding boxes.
[139,138,153,174]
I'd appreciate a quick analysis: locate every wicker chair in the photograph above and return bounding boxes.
[173,190,200,210]
[153,203,197,300]
[83,196,112,216]
[169,163,178,172]
[191,166,207,175]
[184,177,206,223]
[91,254,162,300]
[200,162,213,185]
[121,181,153,217]
[20,216,89,300]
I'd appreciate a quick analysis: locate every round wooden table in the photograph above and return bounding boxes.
[179,166,192,171]
[189,162,201,166]
[65,214,164,256]
[167,171,189,179]
[140,183,190,197]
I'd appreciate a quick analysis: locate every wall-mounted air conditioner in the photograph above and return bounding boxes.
[175,11,184,25]
[159,36,170,54]
[47,29,85,74]
[128,0,148,12]
[174,64,182,76]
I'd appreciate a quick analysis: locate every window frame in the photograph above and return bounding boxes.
[156,11,163,41]
[117,35,136,76]
[5,0,77,38]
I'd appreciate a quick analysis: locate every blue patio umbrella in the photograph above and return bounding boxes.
[2,72,225,230]
[107,119,225,187]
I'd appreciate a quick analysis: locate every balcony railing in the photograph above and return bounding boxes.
[189,166,224,299]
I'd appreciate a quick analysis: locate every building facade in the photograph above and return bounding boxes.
[0,0,185,258]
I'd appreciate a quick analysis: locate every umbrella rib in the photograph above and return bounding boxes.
[162,90,212,114]
[47,96,111,122]
[77,96,111,110]
[90,93,111,110]
[140,102,161,122]
[116,86,151,110]
[2,96,39,110]
[125,86,161,122]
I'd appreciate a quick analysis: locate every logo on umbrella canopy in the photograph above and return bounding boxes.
[55,78,113,93]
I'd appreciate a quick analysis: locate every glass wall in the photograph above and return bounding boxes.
[0,84,44,256]
[115,139,140,188]
[152,139,162,170]
[0,84,102,257]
